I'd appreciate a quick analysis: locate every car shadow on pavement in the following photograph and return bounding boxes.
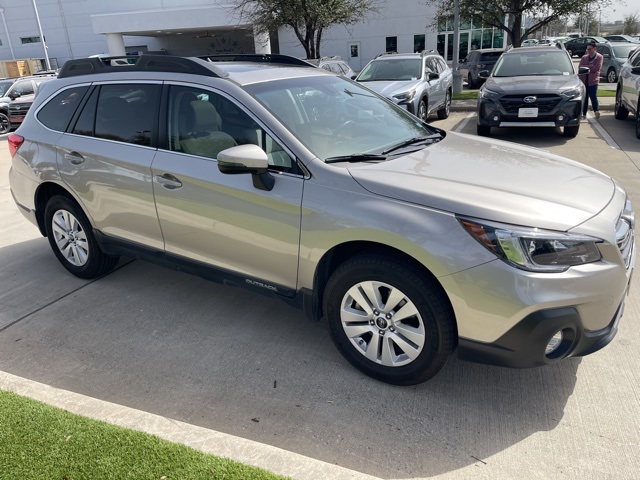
[0,238,579,479]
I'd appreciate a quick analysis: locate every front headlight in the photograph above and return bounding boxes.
[561,87,582,99]
[481,88,500,100]
[459,217,602,272]
[393,89,416,103]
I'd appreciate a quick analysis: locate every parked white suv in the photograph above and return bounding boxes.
[8,54,635,385]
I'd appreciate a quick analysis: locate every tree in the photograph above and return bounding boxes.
[622,13,639,35]
[424,0,609,47]
[231,0,380,59]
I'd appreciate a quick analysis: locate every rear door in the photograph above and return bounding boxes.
[56,82,164,250]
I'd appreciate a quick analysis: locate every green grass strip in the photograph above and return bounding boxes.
[0,390,290,480]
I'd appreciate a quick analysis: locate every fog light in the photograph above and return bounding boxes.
[558,115,565,122]
[545,331,563,356]
[493,115,499,121]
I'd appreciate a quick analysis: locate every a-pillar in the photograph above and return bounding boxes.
[106,33,126,56]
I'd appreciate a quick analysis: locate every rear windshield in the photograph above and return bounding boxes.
[480,52,503,62]
[612,45,637,59]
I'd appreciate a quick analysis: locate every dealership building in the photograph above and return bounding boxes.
[0,0,506,71]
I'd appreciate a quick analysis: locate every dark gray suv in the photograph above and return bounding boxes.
[476,45,588,137]
[457,48,503,88]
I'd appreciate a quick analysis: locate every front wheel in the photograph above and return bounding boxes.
[44,195,119,279]
[563,124,580,138]
[417,98,428,121]
[323,254,456,385]
[477,124,491,136]
[607,68,617,84]
[614,89,629,120]
[0,112,10,134]
[437,91,451,119]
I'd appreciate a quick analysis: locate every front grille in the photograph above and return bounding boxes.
[616,199,635,270]
[8,103,31,114]
[499,94,562,114]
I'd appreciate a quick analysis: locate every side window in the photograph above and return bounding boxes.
[328,62,343,74]
[72,84,160,146]
[631,50,640,67]
[426,58,439,75]
[596,45,607,56]
[321,64,332,71]
[166,85,296,172]
[37,86,89,132]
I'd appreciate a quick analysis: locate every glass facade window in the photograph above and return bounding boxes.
[21,36,41,44]
[414,34,425,53]
[386,36,397,53]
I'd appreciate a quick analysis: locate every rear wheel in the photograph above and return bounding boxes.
[563,125,580,138]
[477,124,491,136]
[324,254,456,385]
[467,73,476,89]
[0,112,10,134]
[614,88,629,120]
[44,195,119,279]
[437,91,451,119]
[606,68,617,84]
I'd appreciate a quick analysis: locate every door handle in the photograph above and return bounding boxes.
[64,152,85,165]
[154,174,183,189]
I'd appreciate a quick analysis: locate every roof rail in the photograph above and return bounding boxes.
[375,52,397,58]
[199,53,314,67]
[58,55,227,79]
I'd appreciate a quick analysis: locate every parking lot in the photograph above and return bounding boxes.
[1,112,640,480]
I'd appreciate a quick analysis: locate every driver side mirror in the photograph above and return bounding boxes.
[8,92,19,100]
[217,144,274,191]
[427,72,439,80]
[478,70,490,79]
[578,66,590,75]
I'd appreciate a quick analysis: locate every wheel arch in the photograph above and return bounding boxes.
[34,182,78,236]
[312,240,457,332]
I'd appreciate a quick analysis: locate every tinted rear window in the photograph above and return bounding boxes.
[480,52,503,61]
[37,86,89,132]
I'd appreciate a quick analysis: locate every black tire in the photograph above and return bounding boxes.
[467,73,475,89]
[0,112,10,134]
[44,195,119,279]
[323,254,456,385]
[606,68,617,84]
[417,98,428,121]
[563,124,579,138]
[437,90,451,119]
[477,124,491,136]
[614,88,629,120]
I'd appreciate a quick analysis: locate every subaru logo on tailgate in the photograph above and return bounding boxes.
[523,96,537,103]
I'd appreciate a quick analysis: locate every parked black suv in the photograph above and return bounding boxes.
[458,48,504,88]
[476,45,589,137]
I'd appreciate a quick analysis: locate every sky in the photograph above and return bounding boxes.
[607,1,639,23]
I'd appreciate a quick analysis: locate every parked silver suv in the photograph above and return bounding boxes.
[355,51,453,121]
[9,54,635,385]
[614,45,640,138]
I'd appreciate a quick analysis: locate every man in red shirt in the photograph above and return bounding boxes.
[579,41,603,119]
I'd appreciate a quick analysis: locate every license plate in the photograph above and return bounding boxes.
[518,107,538,118]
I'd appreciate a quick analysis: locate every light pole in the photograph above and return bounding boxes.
[452,0,463,94]
[31,0,51,70]
[0,6,15,59]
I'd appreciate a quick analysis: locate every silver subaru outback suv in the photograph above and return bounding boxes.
[8,54,635,385]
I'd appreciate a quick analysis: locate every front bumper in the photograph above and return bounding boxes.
[458,299,626,368]
[477,97,582,128]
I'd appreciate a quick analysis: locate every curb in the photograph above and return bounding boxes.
[0,371,381,480]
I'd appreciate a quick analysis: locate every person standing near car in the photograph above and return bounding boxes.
[579,41,603,119]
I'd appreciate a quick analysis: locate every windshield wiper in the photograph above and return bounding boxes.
[325,153,387,164]
[381,134,443,155]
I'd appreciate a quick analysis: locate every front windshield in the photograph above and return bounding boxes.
[356,58,422,81]
[492,51,574,77]
[612,44,637,58]
[245,75,437,162]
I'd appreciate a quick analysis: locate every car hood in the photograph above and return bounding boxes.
[359,79,421,98]
[484,75,580,93]
[347,132,614,231]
